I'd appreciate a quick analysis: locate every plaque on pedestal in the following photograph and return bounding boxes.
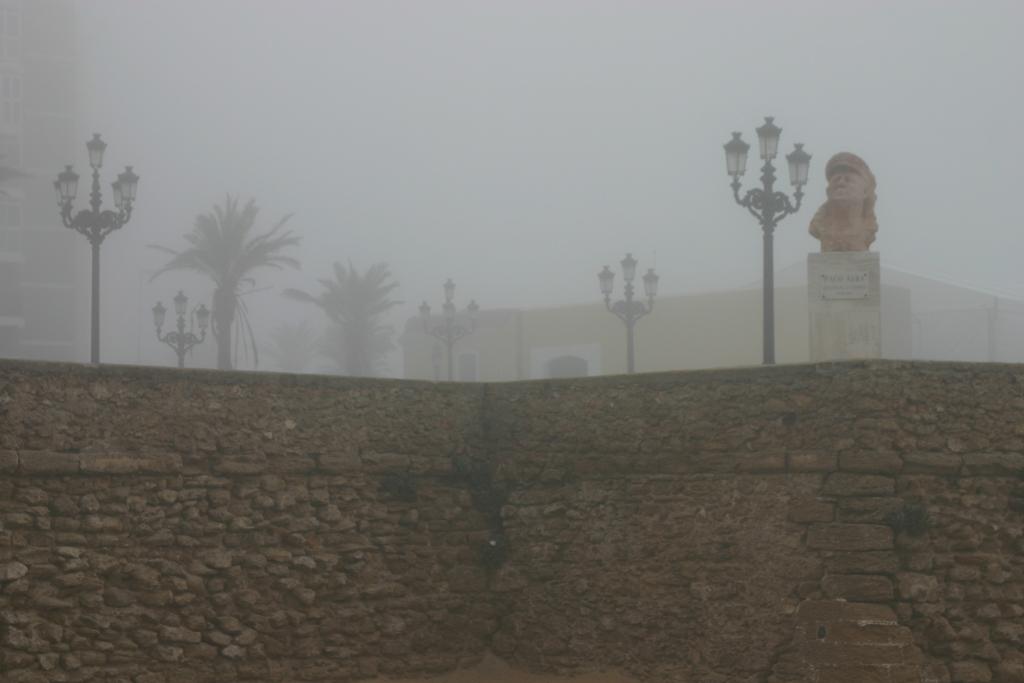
[807,251,881,361]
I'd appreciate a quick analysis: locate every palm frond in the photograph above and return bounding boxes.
[282,288,321,306]
[287,261,400,375]
[151,194,300,368]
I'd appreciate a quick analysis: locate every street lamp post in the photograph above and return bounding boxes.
[152,291,210,368]
[598,253,659,374]
[419,279,479,381]
[724,117,810,365]
[431,344,442,381]
[55,134,139,364]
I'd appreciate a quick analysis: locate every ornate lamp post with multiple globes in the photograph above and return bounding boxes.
[152,291,210,368]
[54,134,139,364]
[598,253,658,374]
[723,117,811,365]
[419,279,479,381]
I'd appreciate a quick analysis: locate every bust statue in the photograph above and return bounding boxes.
[809,152,878,252]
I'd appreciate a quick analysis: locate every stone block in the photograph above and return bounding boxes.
[361,452,412,473]
[894,666,930,683]
[806,524,894,551]
[735,451,786,473]
[802,641,916,666]
[822,574,895,602]
[318,451,362,473]
[822,473,895,497]
[409,454,459,475]
[104,587,135,607]
[213,455,268,475]
[0,450,17,473]
[19,451,79,475]
[975,604,1002,621]
[53,533,86,545]
[796,599,898,624]
[824,551,900,575]
[789,500,835,524]
[788,451,838,472]
[266,454,316,473]
[79,453,138,474]
[818,665,925,683]
[949,565,981,582]
[672,452,738,473]
[897,572,940,602]
[950,661,992,683]
[840,452,903,474]
[902,452,962,475]
[82,454,182,475]
[993,659,1024,683]
[0,560,28,582]
[136,453,183,474]
[816,666,896,683]
[820,621,914,646]
[83,515,124,533]
[202,549,233,570]
[962,452,1024,476]
[992,620,1024,642]
[837,497,904,524]
[159,626,202,644]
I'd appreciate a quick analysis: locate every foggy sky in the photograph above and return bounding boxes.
[71,0,1024,372]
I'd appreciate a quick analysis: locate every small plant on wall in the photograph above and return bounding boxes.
[378,473,417,502]
[480,533,507,570]
[885,502,932,537]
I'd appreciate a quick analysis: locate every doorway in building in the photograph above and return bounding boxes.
[545,355,588,378]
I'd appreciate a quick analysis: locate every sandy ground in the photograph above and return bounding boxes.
[379,654,640,683]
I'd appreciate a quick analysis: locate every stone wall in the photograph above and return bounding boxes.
[1,360,1022,682]
[0,363,494,682]
[484,362,1024,683]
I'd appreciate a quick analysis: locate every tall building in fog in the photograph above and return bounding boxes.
[0,0,82,361]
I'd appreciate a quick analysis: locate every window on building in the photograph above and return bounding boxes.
[0,9,20,62]
[0,201,20,253]
[0,132,20,166]
[0,201,20,228]
[546,355,589,378]
[1,74,20,126]
[457,352,478,381]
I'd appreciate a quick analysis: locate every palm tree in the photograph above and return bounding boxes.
[152,195,300,370]
[266,320,321,374]
[284,262,400,376]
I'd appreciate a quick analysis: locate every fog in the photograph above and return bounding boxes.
[69,0,1024,373]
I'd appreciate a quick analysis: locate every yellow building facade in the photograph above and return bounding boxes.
[401,277,914,381]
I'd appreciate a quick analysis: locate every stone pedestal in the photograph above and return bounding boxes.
[808,252,881,361]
